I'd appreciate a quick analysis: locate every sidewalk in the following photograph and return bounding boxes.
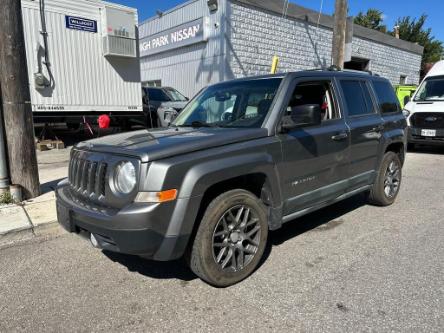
[0,147,71,248]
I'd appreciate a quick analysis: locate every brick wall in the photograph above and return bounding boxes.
[227,1,422,85]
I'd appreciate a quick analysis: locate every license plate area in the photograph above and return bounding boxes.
[421,129,436,137]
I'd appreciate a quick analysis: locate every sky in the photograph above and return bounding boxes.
[113,0,444,42]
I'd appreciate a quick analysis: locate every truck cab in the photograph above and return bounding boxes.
[404,60,444,147]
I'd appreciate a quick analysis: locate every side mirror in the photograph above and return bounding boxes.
[281,104,322,132]
[403,95,411,106]
[185,97,190,101]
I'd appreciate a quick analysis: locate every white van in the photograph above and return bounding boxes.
[404,60,444,147]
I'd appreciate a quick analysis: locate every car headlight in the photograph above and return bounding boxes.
[402,109,410,118]
[114,162,136,194]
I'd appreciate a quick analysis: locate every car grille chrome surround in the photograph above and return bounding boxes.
[69,151,108,199]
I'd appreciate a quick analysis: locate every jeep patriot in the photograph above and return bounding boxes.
[56,70,407,287]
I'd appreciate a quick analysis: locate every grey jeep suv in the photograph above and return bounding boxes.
[57,69,406,287]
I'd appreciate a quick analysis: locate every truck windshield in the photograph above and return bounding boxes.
[414,77,444,101]
[173,78,282,128]
[165,88,188,102]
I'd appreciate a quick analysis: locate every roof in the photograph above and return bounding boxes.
[235,0,424,55]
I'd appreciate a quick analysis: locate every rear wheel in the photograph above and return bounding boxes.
[189,189,268,287]
[369,151,402,206]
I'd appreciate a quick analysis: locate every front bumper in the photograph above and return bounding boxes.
[407,127,444,145]
[55,181,191,261]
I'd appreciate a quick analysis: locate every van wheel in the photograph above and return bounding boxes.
[189,189,268,287]
[368,152,402,206]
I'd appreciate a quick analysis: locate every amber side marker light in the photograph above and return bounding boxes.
[135,189,178,203]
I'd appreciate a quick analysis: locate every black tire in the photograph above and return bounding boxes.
[189,189,268,287]
[368,151,402,206]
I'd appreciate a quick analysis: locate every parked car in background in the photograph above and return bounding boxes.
[395,85,417,109]
[403,60,444,148]
[57,69,406,287]
[142,87,189,127]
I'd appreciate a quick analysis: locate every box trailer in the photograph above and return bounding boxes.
[21,0,143,126]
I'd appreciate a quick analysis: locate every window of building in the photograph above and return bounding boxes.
[373,81,401,114]
[286,81,339,121]
[344,57,370,71]
[143,80,162,87]
[340,80,375,117]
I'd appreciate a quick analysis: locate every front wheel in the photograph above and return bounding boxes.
[189,189,268,287]
[368,151,402,206]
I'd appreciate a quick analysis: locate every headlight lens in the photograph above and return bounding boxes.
[402,109,410,118]
[114,162,136,194]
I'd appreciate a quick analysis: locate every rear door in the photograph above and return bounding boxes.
[278,77,351,217]
[337,78,384,190]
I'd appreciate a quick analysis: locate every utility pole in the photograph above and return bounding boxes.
[0,0,40,199]
[331,0,348,69]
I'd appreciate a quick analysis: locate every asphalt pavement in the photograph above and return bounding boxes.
[0,147,443,332]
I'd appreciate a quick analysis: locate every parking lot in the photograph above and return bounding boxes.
[0,145,443,332]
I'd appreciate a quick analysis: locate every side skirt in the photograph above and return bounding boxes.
[282,185,371,224]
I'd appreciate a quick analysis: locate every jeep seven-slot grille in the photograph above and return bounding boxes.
[410,112,444,129]
[69,153,107,198]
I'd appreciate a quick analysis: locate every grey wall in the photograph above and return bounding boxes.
[227,0,422,85]
[139,0,230,98]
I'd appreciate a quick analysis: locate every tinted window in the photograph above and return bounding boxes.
[147,88,170,102]
[373,81,400,113]
[340,80,375,117]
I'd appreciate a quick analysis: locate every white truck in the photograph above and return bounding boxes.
[21,0,143,128]
[404,60,444,147]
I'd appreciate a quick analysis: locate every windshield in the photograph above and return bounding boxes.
[414,77,444,101]
[173,78,282,128]
[165,88,188,102]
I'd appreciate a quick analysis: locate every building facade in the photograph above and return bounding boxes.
[139,0,423,98]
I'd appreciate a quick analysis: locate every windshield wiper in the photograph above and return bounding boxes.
[178,121,216,128]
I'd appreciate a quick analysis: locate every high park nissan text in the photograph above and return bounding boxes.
[56,69,407,287]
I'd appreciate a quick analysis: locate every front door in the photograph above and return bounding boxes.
[278,78,350,217]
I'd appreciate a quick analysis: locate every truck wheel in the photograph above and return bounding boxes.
[368,151,402,206]
[189,189,268,287]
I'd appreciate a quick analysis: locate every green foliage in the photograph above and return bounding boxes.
[0,191,14,205]
[392,14,443,68]
[354,9,387,33]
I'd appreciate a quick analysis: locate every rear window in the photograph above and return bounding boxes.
[373,81,400,113]
[340,80,375,117]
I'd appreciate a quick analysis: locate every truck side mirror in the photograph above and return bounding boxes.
[403,95,411,106]
[281,104,322,132]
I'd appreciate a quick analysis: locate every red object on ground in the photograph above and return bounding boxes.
[98,114,111,129]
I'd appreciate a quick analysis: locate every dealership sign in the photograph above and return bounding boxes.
[140,18,208,57]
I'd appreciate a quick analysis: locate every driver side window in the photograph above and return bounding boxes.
[286,81,339,121]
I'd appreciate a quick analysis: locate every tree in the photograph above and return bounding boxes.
[354,9,387,33]
[393,14,443,69]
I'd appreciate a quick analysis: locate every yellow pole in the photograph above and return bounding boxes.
[270,56,279,74]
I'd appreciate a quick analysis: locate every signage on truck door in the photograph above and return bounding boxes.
[139,18,208,57]
[65,16,98,33]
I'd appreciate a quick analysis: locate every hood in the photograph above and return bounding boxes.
[405,100,444,113]
[76,127,268,162]
[159,101,188,111]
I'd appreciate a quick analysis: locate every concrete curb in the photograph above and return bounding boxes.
[0,196,63,249]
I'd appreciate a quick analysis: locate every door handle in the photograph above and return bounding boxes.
[331,132,348,141]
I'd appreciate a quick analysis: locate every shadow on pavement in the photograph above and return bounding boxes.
[40,178,65,194]
[102,193,368,283]
[408,144,444,155]
[103,251,197,282]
